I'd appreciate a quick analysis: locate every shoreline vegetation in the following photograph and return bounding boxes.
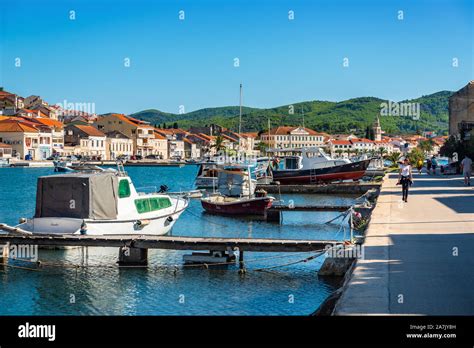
[127,91,452,135]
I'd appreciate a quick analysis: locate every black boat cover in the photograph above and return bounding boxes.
[35,172,119,219]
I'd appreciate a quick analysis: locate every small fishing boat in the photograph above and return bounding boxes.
[54,160,104,173]
[201,166,274,216]
[15,166,189,236]
[195,161,220,188]
[269,147,371,184]
[0,158,9,167]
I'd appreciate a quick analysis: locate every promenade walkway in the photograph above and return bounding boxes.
[334,170,474,315]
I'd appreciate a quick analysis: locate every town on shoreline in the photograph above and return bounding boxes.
[0,82,472,165]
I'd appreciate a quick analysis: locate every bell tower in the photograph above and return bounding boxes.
[373,116,382,141]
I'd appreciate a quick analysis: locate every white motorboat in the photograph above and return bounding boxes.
[15,169,189,236]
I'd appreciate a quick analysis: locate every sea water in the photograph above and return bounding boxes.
[0,166,356,315]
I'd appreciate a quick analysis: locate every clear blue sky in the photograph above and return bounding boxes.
[0,0,472,114]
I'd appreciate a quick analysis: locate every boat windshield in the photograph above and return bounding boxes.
[285,157,300,169]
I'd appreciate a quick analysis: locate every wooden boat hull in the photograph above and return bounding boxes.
[272,159,371,184]
[201,196,274,215]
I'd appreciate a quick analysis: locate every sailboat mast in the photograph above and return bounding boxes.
[302,106,305,128]
[239,83,243,134]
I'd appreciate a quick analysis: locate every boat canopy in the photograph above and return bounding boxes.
[35,172,119,220]
[217,169,254,197]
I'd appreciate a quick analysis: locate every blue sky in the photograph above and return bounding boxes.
[0,0,472,114]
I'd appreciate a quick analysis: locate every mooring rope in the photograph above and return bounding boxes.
[2,248,331,273]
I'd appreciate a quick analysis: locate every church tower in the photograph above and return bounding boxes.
[373,116,382,141]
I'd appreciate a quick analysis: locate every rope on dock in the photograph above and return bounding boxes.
[1,248,331,273]
[253,251,326,271]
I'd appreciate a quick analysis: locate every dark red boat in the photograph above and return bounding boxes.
[200,165,275,216]
[201,195,274,215]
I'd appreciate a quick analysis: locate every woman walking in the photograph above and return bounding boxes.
[398,158,413,202]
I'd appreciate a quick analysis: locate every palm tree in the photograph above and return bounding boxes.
[378,147,387,158]
[335,149,343,158]
[387,152,401,167]
[211,135,226,153]
[418,139,434,155]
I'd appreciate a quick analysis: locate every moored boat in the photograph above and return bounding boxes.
[200,165,274,216]
[269,147,371,184]
[15,169,188,236]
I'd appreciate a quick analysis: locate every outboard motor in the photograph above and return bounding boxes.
[158,185,169,193]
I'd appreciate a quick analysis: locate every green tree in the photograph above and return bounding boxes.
[408,148,424,166]
[211,135,226,152]
[387,152,401,167]
[418,139,434,155]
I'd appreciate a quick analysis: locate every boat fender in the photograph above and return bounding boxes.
[18,217,27,224]
[80,222,87,235]
[135,219,151,229]
[164,216,173,227]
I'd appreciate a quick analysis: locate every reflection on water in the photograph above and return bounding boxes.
[0,166,357,315]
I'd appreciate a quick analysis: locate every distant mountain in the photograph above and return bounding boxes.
[128,91,453,135]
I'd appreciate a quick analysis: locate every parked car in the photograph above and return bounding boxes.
[145,154,162,160]
[130,155,143,160]
[116,155,130,161]
[440,161,460,175]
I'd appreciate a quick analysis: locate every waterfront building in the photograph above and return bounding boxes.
[155,128,186,159]
[350,138,375,153]
[0,90,24,113]
[65,124,106,159]
[260,126,325,150]
[374,139,395,154]
[0,142,13,158]
[183,137,201,159]
[26,117,65,156]
[328,139,353,158]
[105,131,134,160]
[449,81,474,139]
[95,113,157,157]
[153,131,168,159]
[0,120,52,160]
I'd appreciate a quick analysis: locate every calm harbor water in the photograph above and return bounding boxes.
[0,166,357,315]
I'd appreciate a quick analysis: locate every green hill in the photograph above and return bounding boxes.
[128,91,453,135]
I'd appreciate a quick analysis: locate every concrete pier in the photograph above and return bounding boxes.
[334,171,474,315]
[257,182,380,195]
[118,247,148,266]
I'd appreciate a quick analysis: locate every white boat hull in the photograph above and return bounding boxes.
[16,203,187,236]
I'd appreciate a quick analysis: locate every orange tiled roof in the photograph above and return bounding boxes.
[0,120,38,133]
[351,138,374,143]
[153,130,167,140]
[267,126,321,136]
[241,132,258,138]
[330,140,352,145]
[23,117,63,128]
[74,124,105,137]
